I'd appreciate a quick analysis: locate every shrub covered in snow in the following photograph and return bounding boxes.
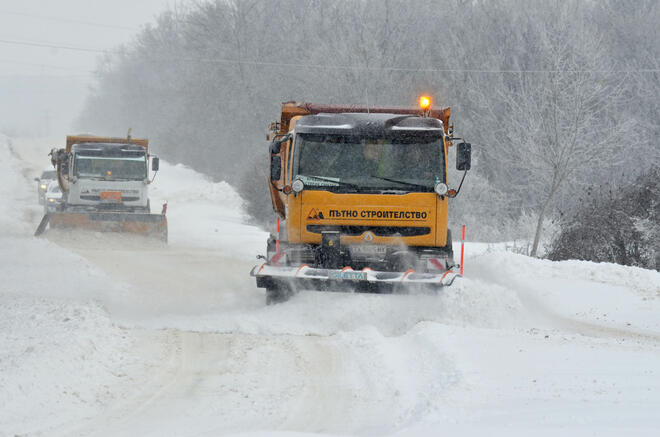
[548,167,659,270]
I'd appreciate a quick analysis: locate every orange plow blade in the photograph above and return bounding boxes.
[46,212,168,242]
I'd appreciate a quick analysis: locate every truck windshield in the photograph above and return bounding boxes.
[74,155,147,180]
[295,134,445,192]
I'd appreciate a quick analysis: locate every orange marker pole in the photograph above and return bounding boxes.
[460,225,466,276]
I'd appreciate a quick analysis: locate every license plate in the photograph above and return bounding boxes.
[349,245,387,257]
[100,191,122,203]
[329,271,367,281]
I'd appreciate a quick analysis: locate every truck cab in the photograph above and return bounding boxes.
[66,142,151,212]
[52,136,159,213]
[276,112,453,267]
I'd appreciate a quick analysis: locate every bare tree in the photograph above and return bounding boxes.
[78,0,654,240]
[471,2,635,256]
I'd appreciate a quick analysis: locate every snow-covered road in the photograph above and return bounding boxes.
[1,136,659,436]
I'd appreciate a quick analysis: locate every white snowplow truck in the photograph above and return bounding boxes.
[34,134,167,241]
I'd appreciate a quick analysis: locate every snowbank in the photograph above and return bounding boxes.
[470,251,660,333]
[3,135,660,436]
[0,136,136,434]
[0,134,37,235]
[0,295,132,434]
[149,161,268,259]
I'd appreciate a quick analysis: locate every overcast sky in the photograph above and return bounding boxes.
[0,0,179,137]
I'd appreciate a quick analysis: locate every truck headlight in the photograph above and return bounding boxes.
[434,182,448,196]
[48,198,55,203]
[40,184,47,190]
[292,179,305,193]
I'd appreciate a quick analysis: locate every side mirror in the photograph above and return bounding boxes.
[269,134,290,154]
[34,177,40,182]
[270,156,282,181]
[456,142,471,171]
[269,140,282,154]
[152,156,160,172]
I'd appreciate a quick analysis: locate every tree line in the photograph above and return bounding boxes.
[78,0,659,263]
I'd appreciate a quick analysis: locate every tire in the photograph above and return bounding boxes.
[266,236,277,260]
[445,229,454,255]
[445,229,456,268]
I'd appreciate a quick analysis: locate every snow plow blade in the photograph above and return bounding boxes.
[251,263,460,293]
[44,212,168,241]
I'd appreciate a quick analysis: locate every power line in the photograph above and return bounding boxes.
[0,38,117,54]
[0,58,94,73]
[0,10,139,31]
[1,37,657,74]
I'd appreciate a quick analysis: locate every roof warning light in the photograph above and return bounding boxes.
[419,96,431,111]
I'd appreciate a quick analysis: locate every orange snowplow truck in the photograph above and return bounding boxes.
[252,98,472,304]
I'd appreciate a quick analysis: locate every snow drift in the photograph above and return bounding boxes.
[2,136,660,436]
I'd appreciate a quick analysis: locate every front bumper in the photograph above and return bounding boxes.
[251,263,460,293]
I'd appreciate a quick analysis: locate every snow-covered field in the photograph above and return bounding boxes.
[1,136,659,436]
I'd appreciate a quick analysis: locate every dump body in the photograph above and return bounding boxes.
[253,102,465,303]
[37,135,167,241]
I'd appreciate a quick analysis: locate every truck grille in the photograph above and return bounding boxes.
[306,225,430,237]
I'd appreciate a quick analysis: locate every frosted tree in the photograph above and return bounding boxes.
[77,0,655,238]
[471,2,635,256]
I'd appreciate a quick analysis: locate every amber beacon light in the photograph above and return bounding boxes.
[419,95,431,111]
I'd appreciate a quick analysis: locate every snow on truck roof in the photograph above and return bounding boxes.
[71,142,147,157]
[278,102,451,135]
[295,112,445,136]
[72,142,146,151]
[65,135,148,153]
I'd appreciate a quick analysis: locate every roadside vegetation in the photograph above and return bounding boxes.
[78,0,659,264]
[549,167,659,270]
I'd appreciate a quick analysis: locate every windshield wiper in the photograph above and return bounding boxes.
[300,175,361,190]
[369,175,432,191]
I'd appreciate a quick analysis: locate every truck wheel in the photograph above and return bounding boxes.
[266,282,291,305]
[266,236,277,259]
[446,229,454,255]
[445,229,456,267]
